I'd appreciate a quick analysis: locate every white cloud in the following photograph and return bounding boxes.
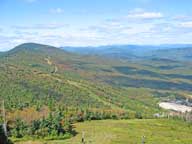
[106,9,164,23]
[12,23,69,30]
[126,11,163,20]
[50,8,64,14]
[180,21,192,28]
[86,9,164,37]
[2,8,192,51]
[173,15,192,21]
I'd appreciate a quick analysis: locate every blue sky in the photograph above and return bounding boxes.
[1,0,192,51]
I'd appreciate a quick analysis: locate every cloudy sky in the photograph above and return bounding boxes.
[1,0,192,51]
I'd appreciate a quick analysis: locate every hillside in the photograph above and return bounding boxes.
[0,43,162,116]
[62,44,192,94]
[1,43,192,113]
[1,43,192,142]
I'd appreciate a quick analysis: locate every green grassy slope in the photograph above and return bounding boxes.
[14,119,192,144]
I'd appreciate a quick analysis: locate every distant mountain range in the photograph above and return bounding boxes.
[61,44,192,61]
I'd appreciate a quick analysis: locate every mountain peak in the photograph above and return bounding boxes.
[14,42,57,50]
[7,43,62,55]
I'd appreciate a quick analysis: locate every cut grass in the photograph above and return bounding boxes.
[14,119,192,144]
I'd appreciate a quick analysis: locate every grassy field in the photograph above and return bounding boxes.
[14,119,192,144]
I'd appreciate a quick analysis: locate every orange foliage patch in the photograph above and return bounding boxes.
[7,106,50,124]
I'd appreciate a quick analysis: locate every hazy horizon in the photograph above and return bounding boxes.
[1,42,192,52]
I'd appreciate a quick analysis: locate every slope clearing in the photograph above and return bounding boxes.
[14,119,192,144]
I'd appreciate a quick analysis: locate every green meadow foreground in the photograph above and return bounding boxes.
[15,119,192,144]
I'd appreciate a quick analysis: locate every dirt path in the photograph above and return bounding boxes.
[44,57,58,73]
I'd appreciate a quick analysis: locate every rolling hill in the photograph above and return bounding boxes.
[1,43,192,114]
[62,44,192,94]
[1,43,192,143]
[0,43,163,118]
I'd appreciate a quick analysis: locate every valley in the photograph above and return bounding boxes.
[0,43,192,143]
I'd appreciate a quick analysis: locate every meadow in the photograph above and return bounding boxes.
[14,119,192,144]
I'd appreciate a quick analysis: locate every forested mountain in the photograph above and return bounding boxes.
[0,43,162,121]
[0,43,192,142]
[1,43,192,113]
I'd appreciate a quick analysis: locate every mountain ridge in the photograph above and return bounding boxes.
[61,44,192,61]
